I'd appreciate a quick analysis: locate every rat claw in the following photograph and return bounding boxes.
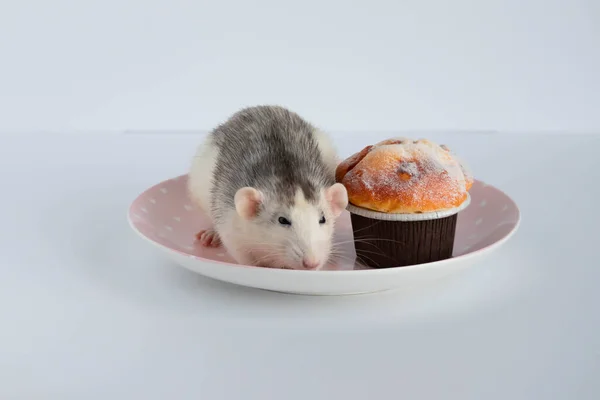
[195,229,222,248]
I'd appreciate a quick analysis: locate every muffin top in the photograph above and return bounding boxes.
[335,138,473,213]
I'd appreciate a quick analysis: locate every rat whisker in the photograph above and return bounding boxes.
[329,253,357,265]
[333,240,387,256]
[353,253,376,268]
[331,246,385,266]
[349,220,384,235]
[333,237,407,246]
[354,248,396,262]
[352,235,407,245]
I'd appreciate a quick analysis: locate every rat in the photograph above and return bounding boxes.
[187,105,348,270]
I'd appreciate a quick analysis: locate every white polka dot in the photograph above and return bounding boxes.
[184,245,194,251]
[149,198,156,204]
[475,218,483,225]
[131,213,141,220]
[217,253,225,257]
[184,204,193,211]
[173,216,181,222]
[141,207,148,213]
[480,200,487,207]
[501,204,508,212]
[463,245,472,252]
[164,225,173,231]
[160,188,168,194]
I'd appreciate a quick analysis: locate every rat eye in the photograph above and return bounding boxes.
[319,215,326,224]
[278,217,291,226]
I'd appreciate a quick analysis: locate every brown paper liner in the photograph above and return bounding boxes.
[349,212,458,268]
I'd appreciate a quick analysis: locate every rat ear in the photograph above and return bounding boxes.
[325,183,348,218]
[234,187,263,219]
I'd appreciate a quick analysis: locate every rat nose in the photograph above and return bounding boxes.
[302,258,320,270]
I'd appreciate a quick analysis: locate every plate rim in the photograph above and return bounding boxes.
[127,175,521,275]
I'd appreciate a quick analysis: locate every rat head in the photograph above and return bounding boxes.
[234,183,348,270]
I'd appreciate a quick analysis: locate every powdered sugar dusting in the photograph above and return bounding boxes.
[398,161,420,177]
[443,145,473,188]
[341,138,470,213]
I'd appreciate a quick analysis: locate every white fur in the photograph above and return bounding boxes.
[187,130,347,270]
[215,187,344,270]
[187,134,218,218]
[313,128,339,176]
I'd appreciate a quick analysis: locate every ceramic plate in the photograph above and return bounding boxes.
[128,175,520,295]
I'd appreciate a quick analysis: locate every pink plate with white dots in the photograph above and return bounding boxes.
[128,175,520,295]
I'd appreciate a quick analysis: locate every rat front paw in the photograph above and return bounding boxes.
[195,229,222,248]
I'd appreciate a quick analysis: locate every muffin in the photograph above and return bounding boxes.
[335,138,473,268]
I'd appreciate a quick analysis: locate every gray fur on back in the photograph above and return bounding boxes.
[209,105,334,224]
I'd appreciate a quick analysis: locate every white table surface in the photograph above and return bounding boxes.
[0,131,598,399]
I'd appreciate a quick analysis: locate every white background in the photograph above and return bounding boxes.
[1,0,599,133]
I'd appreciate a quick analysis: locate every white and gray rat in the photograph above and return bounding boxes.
[187,105,348,270]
